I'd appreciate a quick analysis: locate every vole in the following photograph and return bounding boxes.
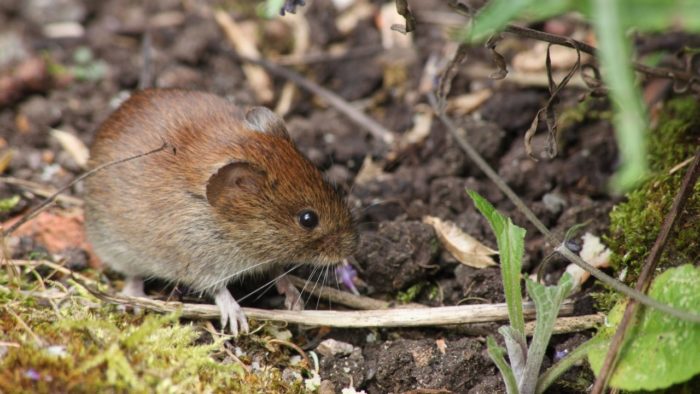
[84,89,358,335]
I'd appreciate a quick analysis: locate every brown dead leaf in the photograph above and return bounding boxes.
[354,156,386,186]
[214,11,273,103]
[51,129,89,168]
[446,89,493,115]
[0,149,14,174]
[378,3,412,50]
[512,41,589,73]
[423,216,498,268]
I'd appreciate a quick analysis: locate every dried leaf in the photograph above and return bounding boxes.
[437,43,469,111]
[512,42,589,73]
[214,11,274,103]
[523,41,581,160]
[391,0,416,34]
[353,156,385,186]
[398,107,432,147]
[446,89,493,115]
[0,149,14,173]
[51,129,89,168]
[423,216,498,268]
[486,34,508,80]
[378,3,413,50]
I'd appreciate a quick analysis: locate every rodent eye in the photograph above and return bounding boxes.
[297,209,319,230]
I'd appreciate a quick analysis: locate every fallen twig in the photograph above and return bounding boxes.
[0,177,83,207]
[227,54,396,146]
[287,274,425,310]
[591,148,700,394]
[77,277,574,328]
[3,259,96,286]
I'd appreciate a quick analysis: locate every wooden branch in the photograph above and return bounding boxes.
[84,282,575,328]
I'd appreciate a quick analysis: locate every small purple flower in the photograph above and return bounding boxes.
[24,368,41,381]
[554,348,569,362]
[336,262,359,295]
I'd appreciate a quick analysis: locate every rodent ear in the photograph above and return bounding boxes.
[206,161,267,207]
[244,107,290,140]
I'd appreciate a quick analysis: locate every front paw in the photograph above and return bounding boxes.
[276,276,304,311]
[214,288,250,336]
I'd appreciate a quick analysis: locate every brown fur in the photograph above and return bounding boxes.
[84,89,357,294]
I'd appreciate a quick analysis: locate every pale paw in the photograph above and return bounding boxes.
[276,276,304,311]
[117,276,146,314]
[214,288,249,336]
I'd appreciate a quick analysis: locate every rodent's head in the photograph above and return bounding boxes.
[205,107,358,266]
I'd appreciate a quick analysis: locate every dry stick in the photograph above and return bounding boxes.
[5,259,96,286]
[525,313,604,335]
[591,148,700,394]
[286,275,425,310]
[274,45,382,66]
[138,28,154,90]
[1,142,170,237]
[427,92,700,324]
[5,259,598,333]
[503,25,700,91]
[0,177,84,206]
[81,278,574,328]
[230,54,396,146]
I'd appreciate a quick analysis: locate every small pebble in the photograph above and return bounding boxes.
[316,338,355,358]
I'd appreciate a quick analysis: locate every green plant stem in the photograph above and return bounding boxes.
[536,336,605,394]
[487,336,520,394]
[592,0,649,192]
[428,91,700,323]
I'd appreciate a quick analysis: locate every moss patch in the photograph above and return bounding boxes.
[604,97,700,284]
[0,263,308,393]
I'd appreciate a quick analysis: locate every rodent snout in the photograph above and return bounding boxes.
[315,228,358,265]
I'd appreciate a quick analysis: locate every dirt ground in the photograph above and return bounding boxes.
[0,0,640,392]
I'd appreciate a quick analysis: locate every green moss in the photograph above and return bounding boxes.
[0,264,308,393]
[396,282,425,304]
[603,97,700,287]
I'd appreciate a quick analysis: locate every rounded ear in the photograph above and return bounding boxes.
[206,161,267,207]
[244,107,290,140]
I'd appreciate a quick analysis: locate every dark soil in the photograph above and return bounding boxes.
[0,0,623,392]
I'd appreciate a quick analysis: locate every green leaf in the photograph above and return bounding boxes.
[264,0,285,18]
[0,195,20,212]
[499,325,527,382]
[461,0,575,43]
[617,0,700,31]
[468,190,526,335]
[487,336,520,394]
[588,265,700,390]
[520,274,575,394]
[591,0,649,192]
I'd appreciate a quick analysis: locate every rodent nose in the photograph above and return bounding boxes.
[322,229,358,261]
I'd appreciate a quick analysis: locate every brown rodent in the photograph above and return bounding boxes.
[84,89,358,335]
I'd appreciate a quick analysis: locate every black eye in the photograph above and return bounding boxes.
[298,209,319,230]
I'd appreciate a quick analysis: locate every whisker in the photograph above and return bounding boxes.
[296,265,319,308]
[201,260,271,294]
[316,266,329,311]
[308,266,323,310]
[238,264,301,304]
